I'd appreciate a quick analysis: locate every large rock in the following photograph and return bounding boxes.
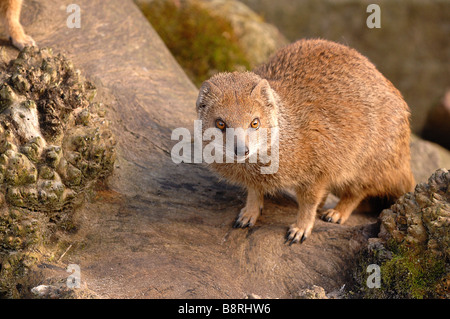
[134,0,288,86]
[194,0,289,68]
[0,47,115,297]
[0,0,448,299]
[422,90,450,150]
[0,0,371,298]
[379,169,450,258]
[410,134,450,184]
[352,169,449,298]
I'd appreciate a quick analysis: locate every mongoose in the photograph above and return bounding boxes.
[0,0,35,50]
[196,39,415,244]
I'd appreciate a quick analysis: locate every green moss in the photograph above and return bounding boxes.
[380,242,446,299]
[136,0,250,87]
[353,240,447,299]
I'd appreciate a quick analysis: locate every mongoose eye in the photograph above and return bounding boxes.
[250,118,260,129]
[215,119,226,131]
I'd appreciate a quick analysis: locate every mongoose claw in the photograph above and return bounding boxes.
[321,209,343,224]
[232,219,251,229]
[233,206,260,229]
[11,35,36,51]
[285,224,311,245]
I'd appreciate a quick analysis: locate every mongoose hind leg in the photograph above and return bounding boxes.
[317,191,330,211]
[233,188,263,228]
[321,192,365,224]
[285,184,327,245]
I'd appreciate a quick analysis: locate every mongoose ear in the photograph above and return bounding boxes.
[196,80,222,112]
[251,79,276,106]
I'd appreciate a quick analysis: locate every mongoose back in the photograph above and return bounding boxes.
[196,39,415,244]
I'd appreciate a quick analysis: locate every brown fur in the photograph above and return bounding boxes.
[0,0,35,49]
[196,39,415,244]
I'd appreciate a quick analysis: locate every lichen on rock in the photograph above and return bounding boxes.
[353,169,449,298]
[379,168,449,259]
[0,47,116,297]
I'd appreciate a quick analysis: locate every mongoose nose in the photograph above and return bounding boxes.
[234,145,249,156]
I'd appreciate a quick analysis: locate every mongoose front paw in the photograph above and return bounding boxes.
[11,35,36,50]
[321,209,344,224]
[285,223,312,245]
[233,206,262,228]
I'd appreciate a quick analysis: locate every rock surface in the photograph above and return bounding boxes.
[295,285,328,299]
[0,0,448,299]
[352,169,449,298]
[0,47,115,297]
[194,0,289,68]
[134,0,288,86]
[410,134,450,184]
[0,47,115,213]
[422,90,450,150]
[379,169,449,259]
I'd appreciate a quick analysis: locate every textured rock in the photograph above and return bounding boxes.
[351,169,449,299]
[2,0,447,299]
[379,168,449,259]
[194,0,288,68]
[295,285,328,299]
[0,47,116,297]
[348,173,449,299]
[0,47,116,213]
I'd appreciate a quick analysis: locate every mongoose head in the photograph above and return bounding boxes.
[196,72,280,163]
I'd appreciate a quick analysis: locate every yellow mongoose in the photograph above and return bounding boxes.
[196,39,415,244]
[0,0,35,49]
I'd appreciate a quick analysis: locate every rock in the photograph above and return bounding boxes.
[351,169,449,299]
[0,47,116,213]
[135,0,288,86]
[194,0,289,68]
[135,0,251,86]
[4,0,447,300]
[295,285,328,299]
[422,90,450,150]
[351,169,449,298]
[410,134,450,184]
[245,293,262,299]
[31,285,62,298]
[379,168,450,258]
[30,283,100,299]
[0,47,116,297]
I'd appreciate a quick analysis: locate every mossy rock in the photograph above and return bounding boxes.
[135,0,251,87]
[352,169,450,299]
[0,47,116,298]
